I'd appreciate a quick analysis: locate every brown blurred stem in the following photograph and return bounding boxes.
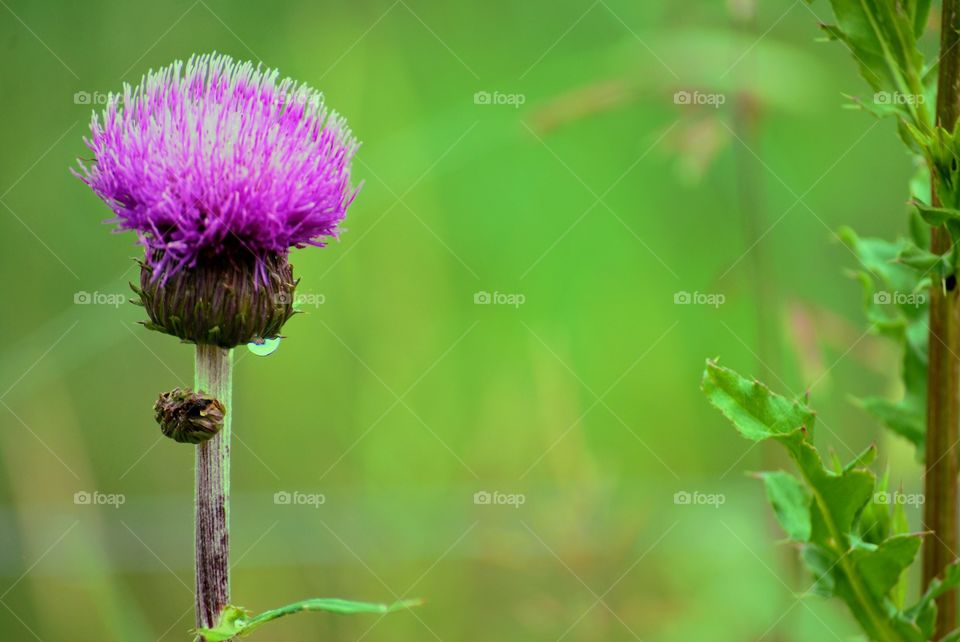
[924,0,960,636]
[195,344,233,639]
[729,18,798,642]
[732,92,777,381]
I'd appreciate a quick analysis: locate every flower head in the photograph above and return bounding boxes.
[76,52,360,282]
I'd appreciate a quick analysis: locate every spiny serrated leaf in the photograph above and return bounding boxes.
[700,360,815,441]
[811,0,932,136]
[840,227,929,457]
[804,456,875,550]
[703,362,928,641]
[840,227,930,301]
[853,535,922,602]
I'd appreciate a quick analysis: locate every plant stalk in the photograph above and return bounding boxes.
[924,0,960,636]
[194,344,233,639]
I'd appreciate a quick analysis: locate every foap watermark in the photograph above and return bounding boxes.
[275,291,326,308]
[74,291,126,308]
[873,91,925,106]
[874,491,925,506]
[73,90,111,105]
[474,290,526,308]
[873,291,926,307]
[473,490,526,508]
[674,490,725,508]
[674,291,725,308]
[473,91,526,108]
[74,490,126,508]
[273,490,326,508]
[674,90,726,108]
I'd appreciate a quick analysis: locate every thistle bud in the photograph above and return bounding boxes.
[134,252,297,348]
[154,387,226,444]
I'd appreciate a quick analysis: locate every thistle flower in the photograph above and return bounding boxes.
[75,52,360,347]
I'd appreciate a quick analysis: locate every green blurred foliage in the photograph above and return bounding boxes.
[0,0,931,640]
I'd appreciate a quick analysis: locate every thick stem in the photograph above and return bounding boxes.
[194,344,233,638]
[924,1,960,636]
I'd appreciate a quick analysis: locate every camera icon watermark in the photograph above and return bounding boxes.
[873,291,926,308]
[673,90,726,108]
[873,91,925,106]
[274,291,326,308]
[474,290,526,308]
[74,490,126,508]
[874,491,924,506]
[473,90,526,108]
[673,291,725,308]
[273,490,326,508]
[473,490,526,508]
[673,490,725,508]
[73,90,111,105]
[74,291,126,308]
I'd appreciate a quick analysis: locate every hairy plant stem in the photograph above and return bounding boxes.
[924,0,960,636]
[194,345,233,640]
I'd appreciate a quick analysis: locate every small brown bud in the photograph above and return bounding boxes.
[154,387,226,444]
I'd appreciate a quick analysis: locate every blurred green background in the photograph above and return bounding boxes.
[0,0,934,640]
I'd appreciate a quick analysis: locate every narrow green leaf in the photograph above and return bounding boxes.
[895,243,950,277]
[913,200,960,240]
[911,0,932,38]
[760,471,812,541]
[845,444,878,471]
[194,598,422,640]
[840,226,929,458]
[856,397,924,451]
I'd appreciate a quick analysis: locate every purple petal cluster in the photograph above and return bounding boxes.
[76,52,359,281]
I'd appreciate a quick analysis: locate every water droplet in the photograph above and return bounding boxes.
[247,337,281,357]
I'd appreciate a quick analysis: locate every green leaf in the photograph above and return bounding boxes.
[760,471,812,541]
[700,359,815,442]
[194,606,248,642]
[906,561,960,638]
[812,0,932,136]
[194,598,422,640]
[702,362,929,641]
[853,535,921,602]
[840,227,929,457]
[911,0,932,38]
[895,242,951,277]
[845,444,879,471]
[856,397,925,450]
[914,200,960,241]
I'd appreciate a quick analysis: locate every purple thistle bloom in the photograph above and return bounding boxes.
[76,52,360,282]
